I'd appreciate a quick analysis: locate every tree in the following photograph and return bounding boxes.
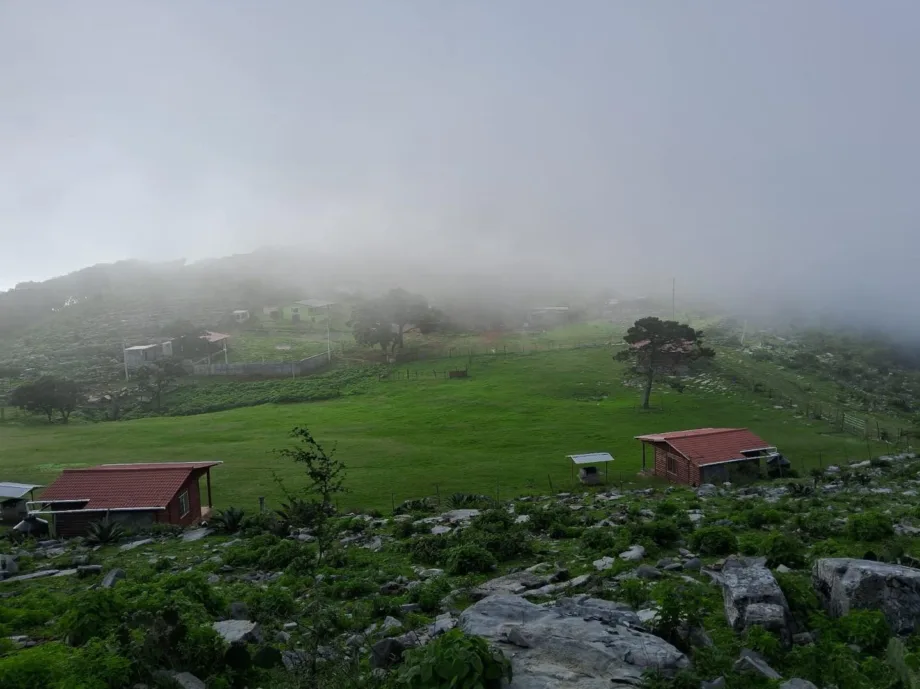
[276,426,347,563]
[160,320,210,359]
[615,317,715,409]
[10,376,80,423]
[134,359,186,409]
[350,288,442,353]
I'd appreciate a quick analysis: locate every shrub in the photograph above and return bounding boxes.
[761,532,807,569]
[446,493,494,510]
[690,526,737,556]
[776,572,820,622]
[58,589,126,646]
[848,511,894,542]
[250,586,297,620]
[642,519,682,547]
[394,629,511,689]
[655,500,681,517]
[405,535,452,565]
[527,504,576,533]
[618,578,650,609]
[580,527,619,553]
[837,610,891,654]
[85,519,125,545]
[211,506,246,533]
[465,510,532,561]
[744,507,785,529]
[445,545,497,575]
[409,578,452,613]
[259,539,303,570]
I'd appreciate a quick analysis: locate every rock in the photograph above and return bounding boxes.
[212,620,262,644]
[283,621,298,630]
[430,525,451,535]
[459,594,688,687]
[71,554,90,567]
[371,637,406,669]
[792,632,814,645]
[734,649,781,679]
[77,565,103,577]
[813,558,920,634]
[418,568,444,579]
[521,573,590,599]
[282,650,310,671]
[637,608,659,624]
[780,680,819,689]
[430,613,456,636]
[101,568,126,589]
[720,558,790,637]
[0,554,19,578]
[635,565,661,580]
[400,603,421,614]
[593,556,616,571]
[275,631,291,643]
[553,596,640,626]
[441,509,481,523]
[514,514,531,524]
[119,538,154,552]
[182,528,212,542]
[207,574,220,585]
[696,484,718,497]
[229,601,249,620]
[361,536,384,551]
[0,569,60,584]
[156,672,206,689]
[472,570,561,600]
[663,563,683,572]
[776,564,793,574]
[382,616,403,633]
[683,558,702,571]
[701,678,726,689]
[619,545,646,562]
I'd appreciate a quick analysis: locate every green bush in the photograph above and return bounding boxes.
[259,539,303,570]
[410,578,453,613]
[776,572,820,622]
[690,526,737,556]
[464,510,532,561]
[744,507,785,529]
[445,545,497,575]
[837,610,892,654]
[761,532,807,569]
[848,511,894,541]
[405,534,452,565]
[526,504,577,533]
[655,500,681,517]
[211,506,246,533]
[393,629,511,689]
[642,519,682,547]
[58,589,126,646]
[580,528,618,553]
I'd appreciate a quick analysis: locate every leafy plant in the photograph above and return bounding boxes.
[689,526,737,555]
[887,637,920,689]
[393,629,511,689]
[211,506,246,533]
[445,545,497,575]
[848,511,894,541]
[85,519,125,545]
[761,532,806,568]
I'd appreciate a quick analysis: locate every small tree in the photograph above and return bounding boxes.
[134,359,186,409]
[615,316,715,409]
[10,376,80,423]
[350,288,443,353]
[276,426,347,562]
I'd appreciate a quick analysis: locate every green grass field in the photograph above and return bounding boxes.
[0,347,891,513]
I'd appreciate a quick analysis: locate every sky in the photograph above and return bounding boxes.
[1,1,919,324]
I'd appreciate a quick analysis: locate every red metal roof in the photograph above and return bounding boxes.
[37,463,219,510]
[635,428,772,467]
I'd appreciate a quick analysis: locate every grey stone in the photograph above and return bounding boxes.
[637,608,659,624]
[734,649,781,679]
[400,603,421,614]
[619,545,646,562]
[207,574,220,585]
[813,558,920,634]
[0,555,19,578]
[472,570,558,600]
[212,620,261,644]
[459,594,688,688]
[521,574,590,599]
[156,672,206,689]
[701,679,726,689]
[593,556,616,571]
[282,650,310,671]
[792,632,814,645]
[441,509,481,523]
[554,595,640,626]
[71,554,90,567]
[780,680,819,689]
[0,569,60,584]
[371,637,406,669]
[77,565,103,577]
[635,565,661,580]
[382,616,403,632]
[720,558,790,636]
[275,631,291,643]
[430,613,456,636]
[182,528,212,542]
[101,568,126,589]
[229,601,249,620]
[119,538,154,552]
[418,568,444,579]
[283,621,298,630]
[663,563,683,572]
[696,484,718,497]
[430,525,452,535]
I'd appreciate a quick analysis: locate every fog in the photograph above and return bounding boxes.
[2,2,919,333]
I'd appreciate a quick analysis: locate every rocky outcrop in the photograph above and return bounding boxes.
[718,557,791,638]
[471,568,569,600]
[212,620,262,644]
[459,594,688,688]
[813,558,920,634]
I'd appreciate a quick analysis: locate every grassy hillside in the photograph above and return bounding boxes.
[0,348,890,512]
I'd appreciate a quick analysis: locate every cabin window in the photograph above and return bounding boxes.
[178,490,190,518]
[666,455,677,474]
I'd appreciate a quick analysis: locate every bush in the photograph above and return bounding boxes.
[744,507,785,529]
[445,545,497,575]
[581,528,618,553]
[405,535,452,565]
[85,519,125,545]
[394,629,511,689]
[57,589,126,646]
[642,519,682,547]
[464,510,532,561]
[848,511,894,541]
[526,504,576,534]
[211,506,246,533]
[690,526,737,556]
[410,578,452,614]
[837,610,891,654]
[761,532,807,569]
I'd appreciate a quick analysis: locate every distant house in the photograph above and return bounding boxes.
[28,462,221,538]
[201,331,231,346]
[232,310,250,324]
[124,340,173,369]
[283,299,337,322]
[0,482,42,523]
[262,306,281,320]
[635,428,781,486]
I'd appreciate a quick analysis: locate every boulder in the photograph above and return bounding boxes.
[119,538,154,552]
[813,558,920,634]
[0,554,18,578]
[459,594,688,688]
[701,679,726,689]
[212,620,262,644]
[593,556,616,571]
[619,545,646,562]
[181,528,212,542]
[101,568,126,589]
[228,601,249,620]
[155,672,205,689]
[77,565,103,577]
[472,570,565,600]
[371,637,406,669]
[720,558,790,637]
[780,680,819,689]
[696,484,718,498]
[733,649,781,679]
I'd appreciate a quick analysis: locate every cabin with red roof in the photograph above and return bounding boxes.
[635,428,779,486]
[28,462,221,538]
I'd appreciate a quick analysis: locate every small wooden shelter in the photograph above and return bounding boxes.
[568,452,615,485]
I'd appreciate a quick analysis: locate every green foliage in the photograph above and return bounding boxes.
[58,589,126,646]
[393,629,511,689]
[580,527,618,553]
[887,637,920,689]
[690,526,737,555]
[641,519,682,547]
[617,578,651,609]
[405,535,452,565]
[85,519,125,545]
[464,509,532,562]
[525,504,577,534]
[744,626,782,664]
[651,579,709,644]
[446,493,494,510]
[848,511,894,541]
[760,532,806,568]
[0,640,132,689]
[776,572,820,623]
[409,578,452,614]
[445,545,497,575]
[743,506,785,529]
[836,610,892,654]
[10,376,80,423]
[212,506,246,533]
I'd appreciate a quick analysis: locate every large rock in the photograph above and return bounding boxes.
[156,672,206,689]
[459,594,688,688]
[813,558,920,634]
[471,570,566,600]
[780,680,819,689]
[0,554,18,579]
[719,558,791,637]
[212,620,262,644]
[101,568,126,589]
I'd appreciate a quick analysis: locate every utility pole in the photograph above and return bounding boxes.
[671,278,676,320]
[326,305,332,362]
[123,342,129,381]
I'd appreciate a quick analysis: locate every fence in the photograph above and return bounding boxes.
[192,352,331,378]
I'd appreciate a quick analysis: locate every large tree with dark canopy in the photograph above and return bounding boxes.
[351,288,443,353]
[616,317,715,409]
[10,376,81,423]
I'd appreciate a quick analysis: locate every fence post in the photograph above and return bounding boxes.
[434,484,441,509]
[548,474,553,493]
